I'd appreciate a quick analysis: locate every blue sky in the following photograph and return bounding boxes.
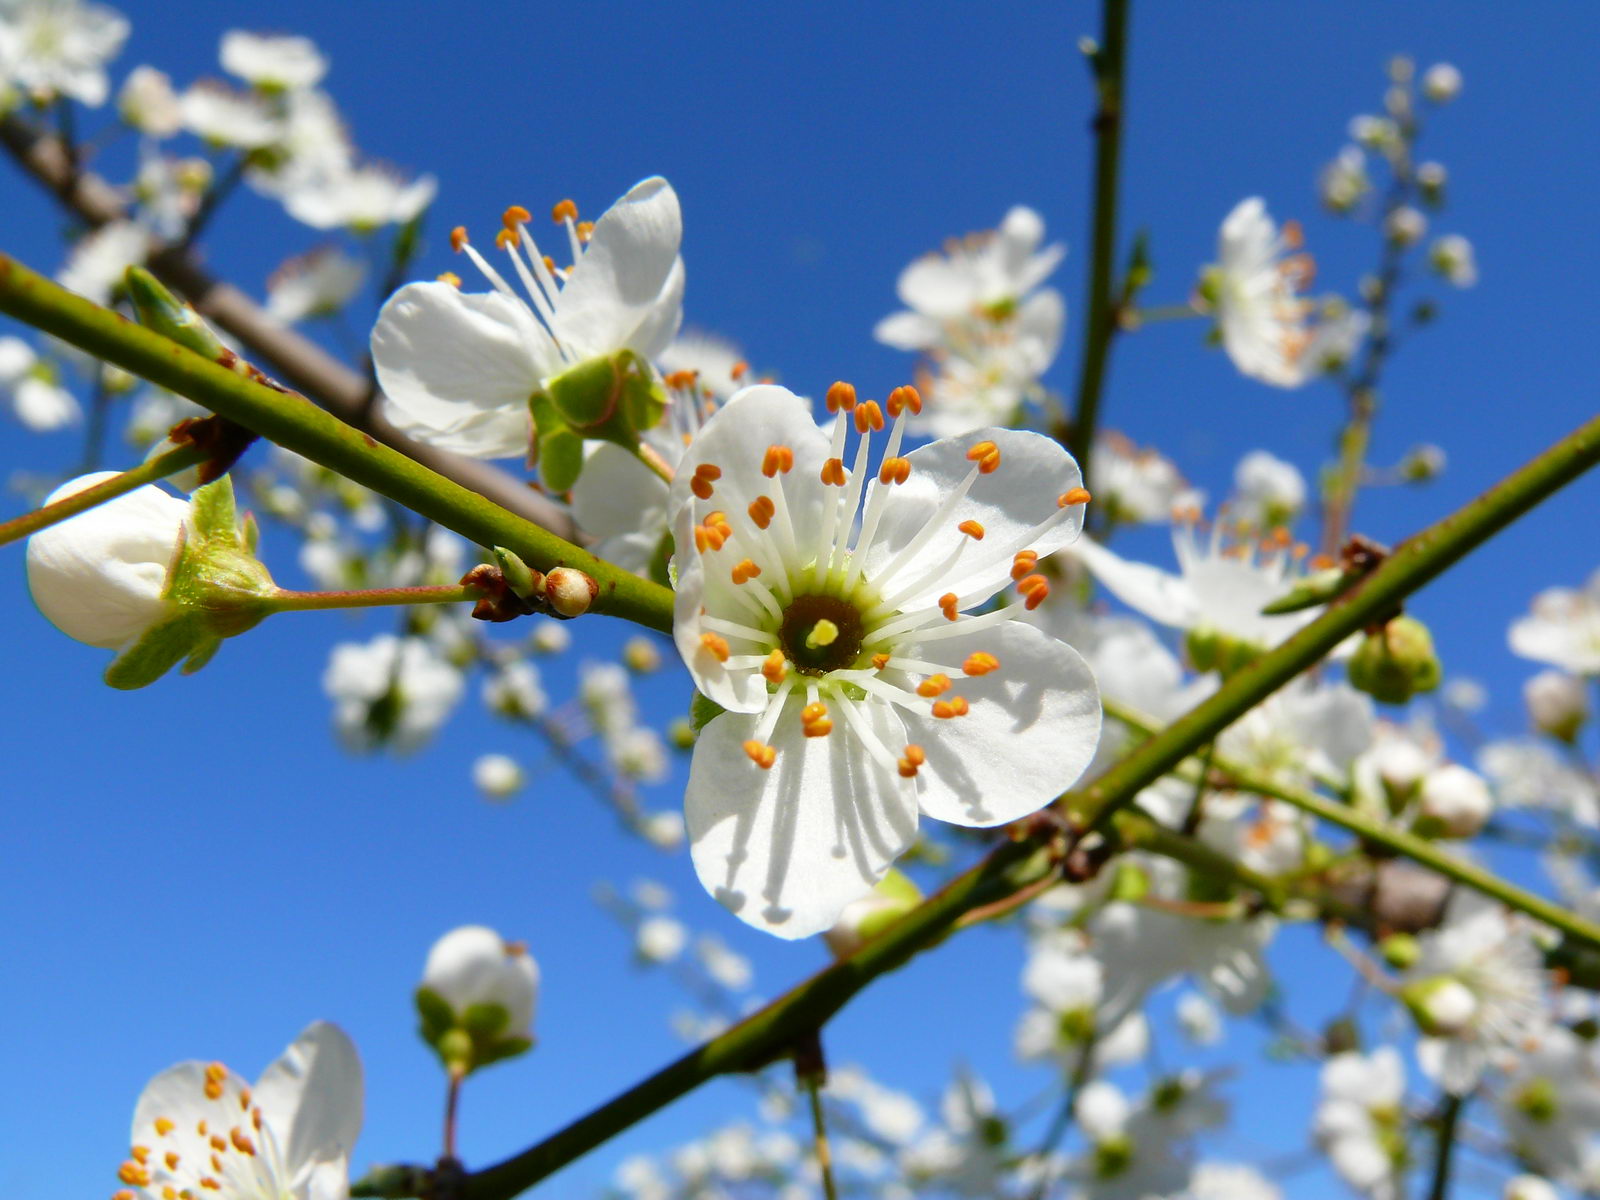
[3,3,1599,1197]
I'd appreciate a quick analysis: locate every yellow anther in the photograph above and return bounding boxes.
[898,744,927,778]
[932,696,970,719]
[966,440,1001,474]
[1011,550,1039,580]
[699,633,730,663]
[200,1179,221,1192]
[886,384,923,417]
[251,1107,263,1131]
[743,739,777,769]
[802,715,833,738]
[1058,486,1091,508]
[230,1127,255,1156]
[204,1080,223,1100]
[197,1120,208,1136]
[871,652,891,670]
[917,673,952,698]
[131,1146,151,1165]
[543,254,558,273]
[1017,573,1051,611]
[853,400,884,433]
[118,1163,152,1187]
[209,1135,227,1153]
[205,1063,227,1083]
[494,227,518,250]
[878,456,911,485]
[958,519,985,540]
[748,495,775,529]
[690,462,721,500]
[731,360,750,381]
[820,457,847,486]
[435,271,462,288]
[805,619,840,649]
[1282,218,1304,249]
[501,204,532,228]
[114,1191,136,1200]
[963,652,1000,676]
[939,592,960,621]
[825,381,857,412]
[576,220,595,243]
[165,1152,180,1170]
[551,199,578,224]
[154,1117,175,1136]
[212,1154,225,1173]
[762,649,788,684]
[665,369,698,390]
[731,558,762,584]
[162,1188,176,1200]
[449,226,469,252]
[762,445,794,476]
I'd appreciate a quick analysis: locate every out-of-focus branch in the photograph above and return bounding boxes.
[0,115,576,539]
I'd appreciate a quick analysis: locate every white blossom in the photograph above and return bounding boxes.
[0,335,78,430]
[421,925,539,1040]
[283,161,436,233]
[1421,63,1463,104]
[265,247,366,323]
[1524,669,1589,741]
[1429,234,1478,287]
[1231,449,1306,528]
[57,219,151,304]
[117,64,181,136]
[181,79,282,149]
[220,30,327,92]
[323,634,463,752]
[636,914,687,963]
[0,0,127,106]
[472,753,524,800]
[1315,1048,1407,1200]
[1510,569,1600,675]
[1202,198,1314,388]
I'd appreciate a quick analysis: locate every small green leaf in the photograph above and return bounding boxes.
[414,986,455,1043]
[104,614,209,690]
[188,475,239,542]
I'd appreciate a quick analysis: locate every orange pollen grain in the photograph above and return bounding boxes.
[871,653,891,670]
[131,1146,150,1165]
[939,592,960,621]
[165,1152,180,1170]
[665,369,699,389]
[551,199,578,223]
[205,1063,227,1083]
[436,271,462,288]
[1017,574,1051,610]
[802,702,828,722]
[731,558,761,584]
[210,1135,227,1153]
[958,519,985,540]
[825,381,858,412]
[197,1121,208,1136]
[886,384,923,416]
[803,719,833,738]
[230,1128,255,1156]
[853,400,885,433]
[743,740,777,769]
[762,649,788,683]
[114,1192,135,1200]
[449,226,468,251]
[963,652,1000,676]
[690,463,721,500]
[200,1180,221,1192]
[748,495,775,529]
[820,457,847,486]
[700,633,730,662]
[118,1163,151,1187]
[966,441,1001,473]
[238,1087,251,1111]
[155,1118,175,1137]
[1058,487,1091,508]
[897,743,927,777]
[203,1081,223,1100]
[1011,551,1039,580]
[878,457,911,485]
[494,227,517,250]
[931,696,970,719]
[762,445,794,476]
[916,673,952,698]
[576,220,594,243]
[731,360,750,380]
[501,204,531,228]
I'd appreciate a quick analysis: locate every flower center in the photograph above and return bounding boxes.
[778,593,866,675]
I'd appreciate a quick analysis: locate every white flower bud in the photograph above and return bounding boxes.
[544,566,597,618]
[117,66,182,137]
[1384,206,1427,247]
[421,925,539,1040]
[641,810,685,850]
[26,472,185,648]
[1422,63,1463,104]
[529,619,571,655]
[1505,1176,1559,1200]
[1349,114,1399,151]
[1368,736,1431,802]
[1404,975,1479,1036]
[1417,764,1493,838]
[636,915,687,963]
[220,31,329,92]
[1524,670,1589,743]
[1233,449,1306,527]
[1176,992,1223,1046]
[1429,234,1477,288]
[472,753,524,800]
[823,871,922,958]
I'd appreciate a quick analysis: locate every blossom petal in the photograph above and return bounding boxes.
[862,426,1085,611]
[899,619,1101,827]
[254,1021,364,1176]
[554,177,683,358]
[624,255,686,361]
[1068,536,1201,630]
[371,282,550,459]
[873,310,943,351]
[897,253,976,319]
[688,696,918,939]
[569,443,669,576]
[671,385,830,713]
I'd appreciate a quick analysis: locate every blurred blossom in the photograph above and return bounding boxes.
[181,78,281,148]
[57,219,151,304]
[1422,62,1463,104]
[1510,569,1600,675]
[1231,449,1306,528]
[284,161,436,233]
[472,752,524,800]
[636,914,687,963]
[482,659,546,719]
[1319,145,1370,214]
[220,29,328,92]
[117,64,181,135]
[1524,669,1588,742]
[265,246,367,323]
[0,336,78,431]
[1200,198,1315,388]
[1383,205,1427,247]
[1428,234,1477,287]
[323,634,464,752]
[0,0,128,106]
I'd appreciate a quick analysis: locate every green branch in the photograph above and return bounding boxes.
[1064,0,1130,480]
[0,252,674,634]
[1105,699,1600,947]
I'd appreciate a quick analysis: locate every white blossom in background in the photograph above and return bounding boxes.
[1503,1178,1559,1200]
[1301,299,1369,374]
[636,914,687,963]
[0,0,128,106]
[1089,431,1199,525]
[1429,234,1478,287]
[658,330,754,402]
[247,88,353,200]
[1384,205,1427,247]
[876,205,1067,436]
[1421,62,1463,104]
[1231,449,1306,528]
[372,177,682,458]
[26,471,184,648]
[1063,1079,1192,1200]
[56,218,151,304]
[421,925,539,1041]
[1495,1026,1600,1187]
[1314,1048,1408,1200]
[125,385,205,447]
[0,335,78,431]
[1524,669,1589,741]
[1479,739,1600,827]
[1415,763,1493,838]
[180,79,282,149]
[529,619,570,655]
[283,161,436,233]
[323,634,464,752]
[114,1021,362,1200]
[695,935,752,991]
[1183,1163,1281,1200]
[1015,927,1149,1069]
[1176,991,1223,1046]
[472,753,524,800]
[117,64,182,136]
[265,247,367,323]
[1201,197,1315,388]
[482,659,547,719]
[1320,145,1371,213]
[1510,570,1600,675]
[220,30,327,91]
[671,383,1100,937]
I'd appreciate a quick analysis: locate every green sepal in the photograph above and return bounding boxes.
[528,391,586,493]
[240,509,260,555]
[542,349,667,442]
[690,690,725,733]
[125,267,229,361]
[104,612,212,690]
[460,1002,510,1039]
[188,474,238,539]
[475,1035,534,1068]
[182,636,223,676]
[414,985,455,1043]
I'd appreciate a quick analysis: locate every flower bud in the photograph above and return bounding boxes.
[1384,206,1427,247]
[1421,63,1463,104]
[1524,670,1589,743]
[1429,235,1477,288]
[1402,975,1478,1037]
[822,870,922,958]
[623,635,662,674]
[1415,764,1492,838]
[1505,1177,1559,1200]
[416,925,539,1074]
[118,66,182,137]
[635,915,687,964]
[472,753,524,800]
[1366,737,1431,812]
[544,567,597,618]
[491,545,544,604]
[1400,443,1446,482]
[1348,616,1442,704]
[1416,161,1447,207]
[1378,932,1421,970]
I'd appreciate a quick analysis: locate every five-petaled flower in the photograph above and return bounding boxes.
[670,382,1101,938]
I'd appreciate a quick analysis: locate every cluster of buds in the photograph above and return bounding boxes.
[463,547,598,622]
[1349,614,1442,705]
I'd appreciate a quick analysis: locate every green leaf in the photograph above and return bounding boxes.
[103,613,209,690]
[188,475,239,542]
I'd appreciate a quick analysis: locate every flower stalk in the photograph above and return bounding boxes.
[268,582,483,613]
[0,440,204,548]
